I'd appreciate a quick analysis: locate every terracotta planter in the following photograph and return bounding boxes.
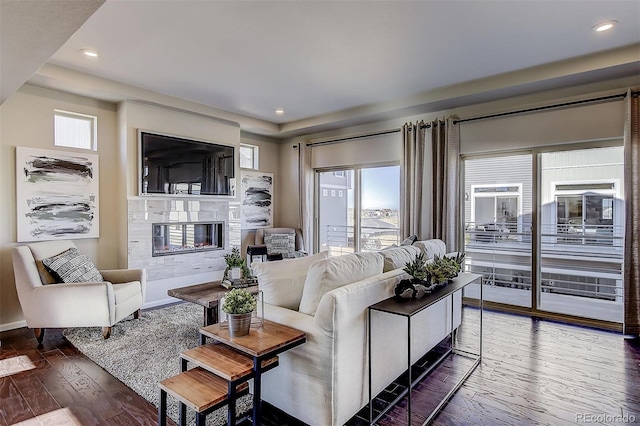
[228,312,252,337]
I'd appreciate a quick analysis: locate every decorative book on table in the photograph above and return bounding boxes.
[222,277,258,289]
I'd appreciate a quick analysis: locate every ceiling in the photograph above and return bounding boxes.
[4,0,640,138]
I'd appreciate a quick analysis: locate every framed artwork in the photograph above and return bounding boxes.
[240,170,273,229]
[16,147,100,242]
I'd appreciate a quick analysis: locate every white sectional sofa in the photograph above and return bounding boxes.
[252,239,462,426]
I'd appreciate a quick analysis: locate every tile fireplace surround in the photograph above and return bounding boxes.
[128,199,240,281]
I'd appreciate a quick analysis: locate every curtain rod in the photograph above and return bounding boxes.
[453,91,636,125]
[306,128,401,147]
[305,90,638,146]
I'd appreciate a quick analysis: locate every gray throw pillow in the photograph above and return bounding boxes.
[42,247,104,283]
[264,233,296,259]
[400,235,417,246]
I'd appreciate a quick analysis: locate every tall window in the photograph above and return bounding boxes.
[54,110,97,150]
[317,165,400,256]
[239,144,259,169]
[463,145,624,324]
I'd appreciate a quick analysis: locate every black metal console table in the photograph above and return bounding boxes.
[367,272,483,425]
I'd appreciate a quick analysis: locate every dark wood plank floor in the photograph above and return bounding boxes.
[1,308,638,425]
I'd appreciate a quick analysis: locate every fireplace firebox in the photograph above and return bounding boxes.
[152,221,224,256]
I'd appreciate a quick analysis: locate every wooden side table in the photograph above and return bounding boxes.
[167,281,259,326]
[200,320,306,425]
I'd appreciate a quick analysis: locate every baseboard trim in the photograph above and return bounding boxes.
[143,298,178,310]
[0,320,28,332]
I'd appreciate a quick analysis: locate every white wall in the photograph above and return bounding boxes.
[239,132,281,254]
[0,90,283,328]
[0,85,119,329]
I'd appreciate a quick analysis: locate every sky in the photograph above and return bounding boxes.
[360,166,400,210]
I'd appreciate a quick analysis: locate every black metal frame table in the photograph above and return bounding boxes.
[199,320,306,426]
[367,272,483,425]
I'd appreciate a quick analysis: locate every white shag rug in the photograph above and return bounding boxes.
[63,303,252,425]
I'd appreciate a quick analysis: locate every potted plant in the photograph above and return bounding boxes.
[395,252,429,299]
[424,253,466,287]
[223,247,251,281]
[222,288,257,337]
[402,252,428,283]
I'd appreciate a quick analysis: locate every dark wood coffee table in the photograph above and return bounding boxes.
[167,281,259,326]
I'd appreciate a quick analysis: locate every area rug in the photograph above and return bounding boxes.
[63,303,252,425]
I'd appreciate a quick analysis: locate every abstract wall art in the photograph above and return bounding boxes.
[240,170,273,229]
[16,147,100,242]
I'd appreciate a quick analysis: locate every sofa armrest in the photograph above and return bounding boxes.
[100,269,145,284]
[101,269,146,304]
[259,303,318,335]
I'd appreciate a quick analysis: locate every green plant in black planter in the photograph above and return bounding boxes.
[396,253,429,299]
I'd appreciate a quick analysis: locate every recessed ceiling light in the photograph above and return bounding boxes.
[592,20,618,32]
[81,49,100,58]
[275,109,285,115]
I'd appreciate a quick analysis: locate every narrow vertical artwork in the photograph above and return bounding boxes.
[241,171,273,229]
[16,147,100,242]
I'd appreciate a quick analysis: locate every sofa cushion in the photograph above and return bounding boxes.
[264,232,296,259]
[253,251,328,310]
[380,245,422,272]
[42,247,104,283]
[413,239,447,259]
[298,252,383,316]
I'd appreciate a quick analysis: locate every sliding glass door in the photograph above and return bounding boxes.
[462,154,533,308]
[462,145,625,324]
[317,165,400,256]
[539,147,624,322]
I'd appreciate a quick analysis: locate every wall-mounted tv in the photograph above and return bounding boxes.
[139,131,235,196]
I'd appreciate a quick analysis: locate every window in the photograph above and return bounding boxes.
[554,181,617,244]
[463,146,625,324]
[54,110,97,150]
[317,165,400,256]
[471,184,522,234]
[240,144,259,169]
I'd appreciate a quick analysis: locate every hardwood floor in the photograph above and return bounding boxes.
[1,308,638,425]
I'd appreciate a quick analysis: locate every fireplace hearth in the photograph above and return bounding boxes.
[152,221,224,256]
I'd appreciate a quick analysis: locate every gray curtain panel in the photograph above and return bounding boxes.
[624,90,639,337]
[401,118,460,251]
[401,121,429,239]
[298,141,314,254]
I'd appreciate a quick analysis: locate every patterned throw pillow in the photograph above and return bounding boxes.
[42,247,104,283]
[264,233,296,259]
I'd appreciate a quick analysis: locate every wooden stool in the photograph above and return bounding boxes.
[158,367,248,426]
[179,343,278,425]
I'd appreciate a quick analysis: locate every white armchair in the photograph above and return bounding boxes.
[248,227,307,261]
[12,240,146,343]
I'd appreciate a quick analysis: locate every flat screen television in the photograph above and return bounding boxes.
[139,131,235,196]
